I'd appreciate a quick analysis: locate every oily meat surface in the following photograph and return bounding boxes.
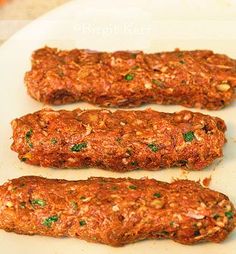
[11,108,226,171]
[25,47,236,109]
[0,176,235,246]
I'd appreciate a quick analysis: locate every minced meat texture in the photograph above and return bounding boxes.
[0,176,234,246]
[25,47,236,109]
[11,108,226,171]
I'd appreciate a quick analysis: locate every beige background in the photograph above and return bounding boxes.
[0,0,70,44]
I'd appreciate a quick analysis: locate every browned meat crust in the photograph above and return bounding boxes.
[25,47,236,109]
[0,176,235,246]
[11,108,226,171]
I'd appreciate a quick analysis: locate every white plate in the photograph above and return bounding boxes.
[0,0,236,253]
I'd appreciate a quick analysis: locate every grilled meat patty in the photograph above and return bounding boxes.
[25,47,236,109]
[0,176,235,246]
[11,108,226,171]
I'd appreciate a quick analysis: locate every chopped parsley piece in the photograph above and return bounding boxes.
[20,202,26,208]
[31,199,46,207]
[51,138,58,144]
[21,157,27,162]
[161,230,169,235]
[213,214,220,220]
[71,201,78,210]
[177,52,183,58]
[131,65,139,70]
[43,215,58,227]
[183,131,195,142]
[194,230,200,237]
[147,143,159,152]
[170,221,174,227]
[130,53,137,59]
[25,129,33,140]
[25,129,33,148]
[124,73,134,81]
[131,161,138,166]
[111,186,118,190]
[79,220,87,226]
[152,79,163,87]
[178,160,187,166]
[71,142,87,152]
[179,60,185,64]
[80,196,86,200]
[153,192,161,198]
[129,185,137,190]
[225,211,234,219]
[116,137,122,143]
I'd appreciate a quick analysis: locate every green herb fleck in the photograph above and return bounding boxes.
[25,129,33,148]
[43,215,58,227]
[116,137,122,143]
[79,220,87,226]
[152,79,163,87]
[177,52,183,58]
[111,186,118,190]
[31,199,46,207]
[129,185,137,190]
[21,157,27,162]
[131,65,139,70]
[161,230,169,235]
[179,60,185,64]
[213,214,220,220]
[131,161,138,166]
[130,53,137,59]
[51,138,58,144]
[194,230,200,237]
[71,201,78,210]
[183,131,195,142]
[170,221,174,227]
[147,143,159,152]
[25,129,33,140]
[80,196,86,200]
[153,192,161,198]
[124,73,134,81]
[71,142,87,152]
[178,160,187,166]
[20,202,26,208]
[225,211,234,219]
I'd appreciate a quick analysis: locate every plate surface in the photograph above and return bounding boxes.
[0,0,236,253]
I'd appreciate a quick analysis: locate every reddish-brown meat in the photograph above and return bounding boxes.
[0,176,235,246]
[25,47,236,109]
[11,108,226,171]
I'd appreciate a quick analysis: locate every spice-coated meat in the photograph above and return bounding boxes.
[11,108,226,171]
[25,47,236,109]
[0,176,235,246]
